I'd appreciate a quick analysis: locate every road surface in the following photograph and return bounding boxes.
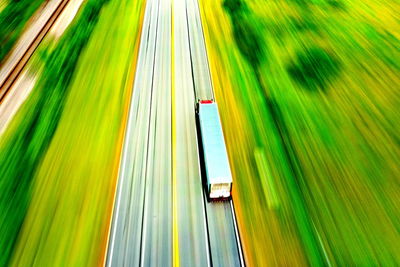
[183,0,244,265]
[106,0,170,265]
[107,0,244,265]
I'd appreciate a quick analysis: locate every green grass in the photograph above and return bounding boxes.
[200,0,400,265]
[287,46,340,91]
[6,0,145,265]
[0,0,110,265]
[0,0,46,62]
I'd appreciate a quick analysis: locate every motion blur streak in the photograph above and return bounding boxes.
[0,0,69,102]
[0,0,45,62]
[0,0,398,265]
[0,0,85,135]
[199,0,400,265]
[0,0,145,265]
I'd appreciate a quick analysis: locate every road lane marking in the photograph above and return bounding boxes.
[171,1,180,265]
[106,0,153,264]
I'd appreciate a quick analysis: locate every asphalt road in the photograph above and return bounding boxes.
[174,0,211,264]
[107,0,244,265]
[106,0,169,265]
[185,0,244,265]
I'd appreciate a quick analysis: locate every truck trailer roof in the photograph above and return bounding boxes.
[198,101,233,185]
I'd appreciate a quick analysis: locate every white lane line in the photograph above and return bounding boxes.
[200,193,213,267]
[230,200,245,267]
[186,0,214,101]
[192,0,215,98]
[106,0,154,264]
[139,0,162,264]
[131,0,160,263]
[183,1,212,264]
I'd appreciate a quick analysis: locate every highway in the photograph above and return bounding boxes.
[107,0,244,265]
[106,0,169,265]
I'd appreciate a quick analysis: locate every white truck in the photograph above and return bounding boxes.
[197,100,232,200]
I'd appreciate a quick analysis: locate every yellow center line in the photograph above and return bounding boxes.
[171,0,180,266]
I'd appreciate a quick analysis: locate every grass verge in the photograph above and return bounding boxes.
[0,0,145,265]
[199,0,400,265]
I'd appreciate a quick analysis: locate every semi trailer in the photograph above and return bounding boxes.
[196,100,232,200]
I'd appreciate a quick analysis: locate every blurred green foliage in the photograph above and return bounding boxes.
[289,17,319,33]
[200,0,400,265]
[223,0,329,265]
[0,0,45,62]
[327,0,346,10]
[0,0,109,265]
[288,47,340,91]
[4,0,145,264]
[223,0,264,67]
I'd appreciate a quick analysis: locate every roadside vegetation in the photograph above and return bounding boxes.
[0,0,109,264]
[287,46,340,91]
[199,0,400,265]
[0,0,46,62]
[0,0,145,265]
